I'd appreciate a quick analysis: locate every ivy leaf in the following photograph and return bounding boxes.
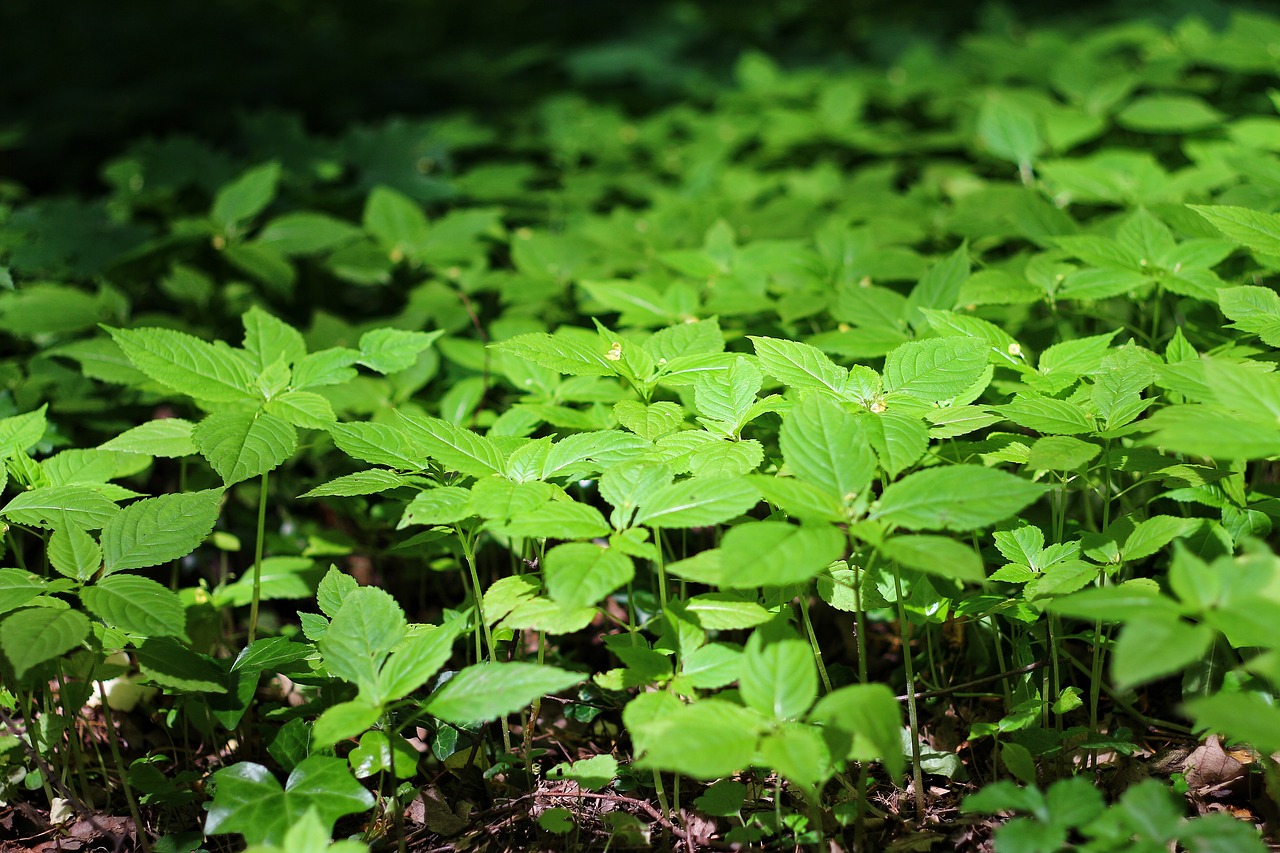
[107,326,259,403]
[80,574,187,639]
[195,410,297,486]
[425,662,584,724]
[205,757,375,847]
[0,607,90,679]
[100,489,222,573]
[873,466,1048,531]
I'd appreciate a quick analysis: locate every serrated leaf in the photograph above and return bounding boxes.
[398,487,474,528]
[212,162,281,230]
[1144,405,1280,459]
[719,521,846,589]
[107,326,258,403]
[633,699,763,780]
[0,406,47,459]
[685,594,772,630]
[614,400,684,440]
[257,211,362,255]
[0,569,45,615]
[749,336,847,394]
[633,477,758,529]
[1219,285,1280,347]
[809,683,903,777]
[687,439,764,478]
[884,337,988,402]
[739,621,816,721]
[378,623,464,702]
[545,542,634,610]
[100,418,198,458]
[47,525,101,581]
[1112,617,1213,689]
[357,328,443,374]
[881,535,984,582]
[396,412,504,478]
[779,394,876,501]
[364,186,429,255]
[873,465,1048,531]
[425,662,584,724]
[265,391,336,429]
[749,475,843,523]
[0,607,90,679]
[101,488,222,573]
[135,636,227,692]
[317,587,407,701]
[316,566,358,619]
[328,421,425,470]
[493,333,614,377]
[1189,204,1280,257]
[1,485,120,530]
[241,306,306,372]
[997,393,1094,435]
[1025,436,1100,471]
[81,574,187,638]
[693,356,762,433]
[300,469,414,499]
[489,501,611,540]
[978,93,1043,165]
[468,477,552,520]
[195,410,297,486]
[205,757,375,847]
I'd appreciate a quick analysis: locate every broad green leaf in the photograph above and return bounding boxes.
[425,662,584,724]
[1048,582,1186,622]
[0,406,47,459]
[195,409,297,486]
[489,501,611,540]
[398,487,473,528]
[758,723,834,790]
[0,569,44,615]
[327,421,426,470]
[205,757,375,847]
[748,335,847,394]
[493,333,614,377]
[719,521,846,588]
[545,542,634,610]
[241,306,306,372]
[265,391,336,430]
[1037,332,1118,376]
[1,485,120,530]
[47,525,102,580]
[257,211,361,255]
[291,348,361,389]
[686,439,764,478]
[212,162,281,230]
[633,477,759,529]
[862,410,930,479]
[1111,617,1213,689]
[809,683,904,777]
[364,186,429,255]
[548,754,619,792]
[1189,205,1280,257]
[1117,95,1222,133]
[107,326,258,403]
[1025,436,1100,471]
[348,730,417,781]
[685,594,771,630]
[0,607,90,679]
[1218,285,1280,348]
[1185,693,1280,756]
[81,574,187,638]
[600,460,674,527]
[467,477,552,520]
[101,488,222,573]
[357,328,443,374]
[873,465,1048,531]
[634,699,764,780]
[396,412,505,478]
[135,637,227,693]
[883,337,987,402]
[997,393,1094,435]
[693,356,762,433]
[881,535,984,582]
[311,700,382,749]
[318,587,407,700]
[214,557,325,608]
[316,566,358,619]
[977,93,1043,165]
[748,475,843,523]
[908,244,969,315]
[299,469,414,499]
[779,395,876,502]
[1144,405,1280,459]
[101,418,198,458]
[739,620,817,721]
[613,400,684,440]
[1122,515,1200,562]
[231,636,314,673]
[378,623,463,702]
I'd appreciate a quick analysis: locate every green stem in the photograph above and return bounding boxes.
[6,527,26,572]
[459,532,509,753]
[653,529,667,612]
[246,470,269,644]
[98,684,151,853]
[799,595,833,695]
[892,561,926,824]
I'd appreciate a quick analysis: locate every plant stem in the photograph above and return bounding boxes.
[892,561,926,824]
[653,529,668,611]
[458,532,509,752]
[6,527,27,572]
[246,470,269,644]
[98,684,151,853]
[799,594,833,695]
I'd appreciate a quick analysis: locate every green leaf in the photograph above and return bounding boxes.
[1185,692,1280,756]
[908,244,969,315]
[396,412,505,478]
[873,466,1048,531]
[0,607,90,679]
[613,400,684,440]
[1,485,120,530]
[1189,205,1280,257]
[241,306,306,372]
[81,574,187,639]
[779,395,876,502]
[693,356,762,432]
[493,333,614,377]
[348,730,417,781]
[425,662,584,724]
[316,567,358,619]
[214,557,324,608]
[633,477,758,529]
[318,587,407,700]
[997,394,1094,435]
[291,348,360,389]
[1117,95,1223,133]
[100,488,221,573]
[758,723,834,789]
[489,501,611,540]
[1218,285,1280,347]
[0,406,47,459]
[0,569,45,615]
[135,637,227,693]
[547,754,619,792]
[883,337,987,402]
[195,410,298,486]
[327,421,425,470]
[467,477,552,520]
[739,621,817,720]
[100,418,198,458]
[378,623,463,702]
[685,594,772,630]
[881,535,984,582]
[633,699,764,780]
[312,699,382,749]
[363,186,429,256]
[545,542,634,610]
[107,326,258,403]
[1111,617,1213,689]
[809,683,904,778]
[266,391,336,430]
[977,93,1043,165]
[749,335,848,395]
[205,757,375,847]
[398,487,473,528]
[258,211,361,255]
[1144,405,1280,459]
[232,636,315,673]
[686,439,765,478]
[1025,436,1100,471]
[719,521,846,589]
[47,525,102,580]
[357,328,443,374]
[212,162,281,230]
[748,475,843,523]
[300,469,414,499]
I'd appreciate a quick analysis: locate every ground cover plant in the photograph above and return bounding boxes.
[2,4,1280,851]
